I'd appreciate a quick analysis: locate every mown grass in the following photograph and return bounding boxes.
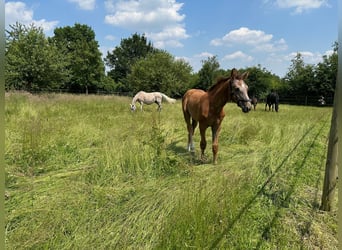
[5,92,337,249]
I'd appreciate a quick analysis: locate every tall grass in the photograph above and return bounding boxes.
[5,92,337,249]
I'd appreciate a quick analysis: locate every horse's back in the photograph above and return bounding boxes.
[266,92,278,104]
[136,91,159,103]
[182,89,206,108]
[134,91,145,99]
[182,89,207,120]
[272,93,279,104]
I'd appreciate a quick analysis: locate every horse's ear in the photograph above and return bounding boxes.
[241,71,249,80]
[231,68,238,79]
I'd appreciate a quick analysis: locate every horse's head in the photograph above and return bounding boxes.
[230,68,252,113]
[130,104,136,111]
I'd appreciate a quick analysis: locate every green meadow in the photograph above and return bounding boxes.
[5,92,337,249]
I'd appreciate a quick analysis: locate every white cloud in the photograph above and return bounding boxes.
[210,27,287,53]
[275,0,328,14]
[105,0,185,29]
[223,51,253,62]
[324,50,334,57]
[285,51,323,64]
[175,56,190,62]
[5,1,58,32]
[194,52,215,58]
[210,27,272,46]
[104,0,189,48]
[5,2,33,24]
[146,25,188,48]
[68,0,96,10]
[100,45,115,58]
[254,38,288,52]
[105,35,116,41]
[154,39,183,49]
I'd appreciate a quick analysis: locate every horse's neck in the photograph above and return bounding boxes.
[208,80,231,108]
[132,94,140,104]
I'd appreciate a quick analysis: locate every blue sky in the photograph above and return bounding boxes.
[5,0,338,77]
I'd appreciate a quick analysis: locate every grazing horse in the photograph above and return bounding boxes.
[251,96,258,110]
[265,91,279,112]
[182,68,252,164]
[130,91,176,111]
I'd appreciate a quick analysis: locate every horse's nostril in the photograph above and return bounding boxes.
[242,106,249,113]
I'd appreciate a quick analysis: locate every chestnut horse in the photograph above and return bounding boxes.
[182,68,252,164]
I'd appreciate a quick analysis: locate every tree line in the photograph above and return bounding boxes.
[5,22,338,102]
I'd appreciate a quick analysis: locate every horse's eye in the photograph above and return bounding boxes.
[235,87,240,92]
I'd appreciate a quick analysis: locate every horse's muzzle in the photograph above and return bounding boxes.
[238,99,252,113]
[242,106,251,113]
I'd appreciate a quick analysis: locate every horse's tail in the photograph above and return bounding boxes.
[160,93,176,103]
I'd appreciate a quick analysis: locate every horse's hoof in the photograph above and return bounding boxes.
[187,145,195,152]
[200,155,207,163]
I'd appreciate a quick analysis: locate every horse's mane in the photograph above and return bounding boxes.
[207,76,230,92]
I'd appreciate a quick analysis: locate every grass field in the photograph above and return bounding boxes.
[5,92,337,249]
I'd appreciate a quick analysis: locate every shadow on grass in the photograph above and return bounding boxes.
[166,140,205,166]
[209,121,320,249]
[254,119,326,249]
[167,140,187,155]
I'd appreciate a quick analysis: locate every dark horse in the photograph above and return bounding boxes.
[182,68,252,164]
[265,90,279,112]
[251,96,258,110]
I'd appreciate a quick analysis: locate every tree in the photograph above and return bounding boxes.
[283,52,316,96]
[243,65,281,98]
[195,56,221,90]
[52,23,105,94]
[126,50,193,97]
[105,33,156,91]
[5,22,68,91]
[314,42,338,98]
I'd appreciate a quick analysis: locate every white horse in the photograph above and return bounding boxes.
[130,91,176,111]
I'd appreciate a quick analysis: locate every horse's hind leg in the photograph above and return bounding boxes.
[184,112,195,152]
[157,101,162,111]
[199,124,207,162]
[187,121,196,152]
[190,119,197,151]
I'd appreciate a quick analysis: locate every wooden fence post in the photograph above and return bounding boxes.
[320,43,340,211]
[320,97,338,211]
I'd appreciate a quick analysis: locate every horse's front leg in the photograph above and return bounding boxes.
[199,124,207,162]
[139,101,143,111]
[212,124,222,164]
